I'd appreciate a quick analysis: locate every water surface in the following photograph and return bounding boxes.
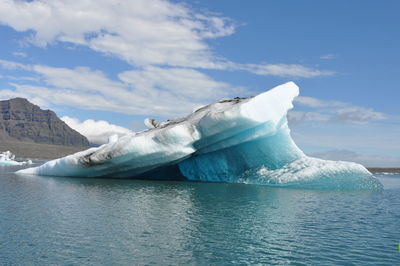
[1,164,399,265]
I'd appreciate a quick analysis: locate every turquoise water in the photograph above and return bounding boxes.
[1,164,399,265]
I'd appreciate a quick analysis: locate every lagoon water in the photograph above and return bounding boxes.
[1,163,399,265]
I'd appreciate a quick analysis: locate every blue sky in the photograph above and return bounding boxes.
[0,0,399,166]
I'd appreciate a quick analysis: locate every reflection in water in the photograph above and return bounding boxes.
[0,165,399,265]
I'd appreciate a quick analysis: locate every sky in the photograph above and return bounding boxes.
[0,0,399,167]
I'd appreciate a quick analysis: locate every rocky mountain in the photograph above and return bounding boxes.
[0,98,89,147]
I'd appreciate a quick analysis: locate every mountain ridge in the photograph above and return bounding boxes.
[0,97,89,147]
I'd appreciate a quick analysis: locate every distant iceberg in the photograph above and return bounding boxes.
[17,82,382,190]
[0,151,32,166]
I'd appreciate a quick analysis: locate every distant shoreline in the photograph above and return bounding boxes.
[367,168,400,174]
[0,141,88,160]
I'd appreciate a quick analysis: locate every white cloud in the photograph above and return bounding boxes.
[320,54,336,60]
[0,86,50,107]
[0,59,32,70]
[0,0,232,68]
[12,51,27,58]
[288,111,330,122]
[0,0,338,124]
[332,106,387,123]
[0,60,242,116]
[311,149,400,168]
[118,66,242,100]
[238,63,335,78]
[0,58,387,123]
[0,74,39,82]
[0,0,332,78]
[290,95,387,124]
[61,116,132,145]
[294,96,345,108]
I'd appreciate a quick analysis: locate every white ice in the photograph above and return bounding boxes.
[17,82,382,190]
[0,151,32,166]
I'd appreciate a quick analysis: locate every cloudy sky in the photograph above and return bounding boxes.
[0,0,399,167]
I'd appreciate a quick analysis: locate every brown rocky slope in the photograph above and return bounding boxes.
[0,98,89,158]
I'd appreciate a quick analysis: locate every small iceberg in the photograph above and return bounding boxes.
[0,151,32,166]
[17,82,382,190]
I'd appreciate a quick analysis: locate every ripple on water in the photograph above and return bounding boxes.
[0,168,399,264]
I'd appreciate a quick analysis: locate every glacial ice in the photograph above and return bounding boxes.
[0,151,32,166]
[17,82,382,190]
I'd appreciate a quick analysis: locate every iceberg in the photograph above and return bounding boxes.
[17,82,382,190]
[0,151,32,166]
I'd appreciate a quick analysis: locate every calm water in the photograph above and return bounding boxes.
[1,164,399,265]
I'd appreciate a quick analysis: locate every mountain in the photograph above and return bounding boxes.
[0,98,89,147]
